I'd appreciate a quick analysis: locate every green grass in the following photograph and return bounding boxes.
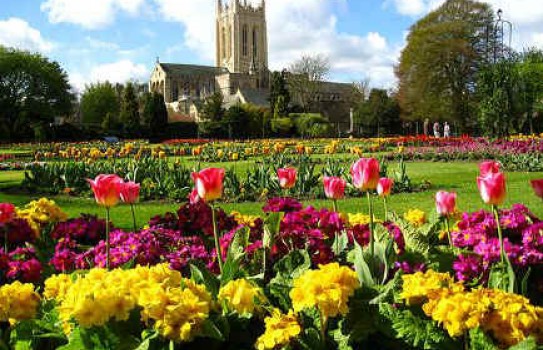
[0,162,541,230]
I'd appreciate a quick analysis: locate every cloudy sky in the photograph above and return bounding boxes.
[2,0,543,92]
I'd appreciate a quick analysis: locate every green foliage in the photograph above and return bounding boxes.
[142,92,168,137]
[0,46,73,141]
[379,303,459,350]
[354,88,401,136]
[271,117,294,135]
[80,82,119,125]
[119,82,140,133]
[292,113,331,138]
[270,71,290,116]
[200,92,225,122]
[268,250,311,311]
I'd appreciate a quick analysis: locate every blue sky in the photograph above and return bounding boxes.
[1,0,542,92]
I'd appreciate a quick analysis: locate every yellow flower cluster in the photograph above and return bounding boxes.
[45,264,211,342]
[347,213,381,227]
[403,209,427,227]
[0,281,40,322]
[400,270,457,305]
[16,198,67,236]
[290,263,359,318]
[402,270,543,347]
[218,279,267,315]
[231,211,260,227]
[255,309,301,350]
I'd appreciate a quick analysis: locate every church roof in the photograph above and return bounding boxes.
[238,88,269,107]
[158,63,228,77]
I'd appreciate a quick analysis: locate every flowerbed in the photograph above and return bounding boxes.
[1,159,543,349]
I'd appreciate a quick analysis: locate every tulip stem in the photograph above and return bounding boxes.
[332,199,338,214]
[492,205,506,265]
[366,191,375,258]
[444,217,453,248]
[383,197,388,222]
[105,207,110,270]
[332,199,339,255]
[130,203,137,233]
[211,203,224,275]
[319,311,328,346]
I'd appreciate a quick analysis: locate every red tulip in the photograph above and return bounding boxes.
[323,176,346,199]
[119,181,140,204]
[87,174,123,208]
[189,188,200,204]
[351,158,380,191]
[377,178,394,197]
[477,172,506,206]
[192,168,225,202]
[277,168,297,189]
[0,203,15,224]
[479,161,500,177]
[531,179,543,199]
[435,191,457,217]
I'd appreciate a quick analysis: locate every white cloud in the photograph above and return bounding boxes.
[384,0,444,16]
[41,0,146,29]
[0,18,54,53]
[89,60,148,84]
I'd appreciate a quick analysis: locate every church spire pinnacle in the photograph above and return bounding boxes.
[216,0,222,13]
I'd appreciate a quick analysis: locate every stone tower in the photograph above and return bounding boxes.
[216,0,268,74]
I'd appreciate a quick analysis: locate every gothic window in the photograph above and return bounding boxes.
[252,27,258,59]
[222,28,226,60]
[242,25,248,56]
[172,85,179,101]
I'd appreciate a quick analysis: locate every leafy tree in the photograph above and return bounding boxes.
[119,82,140,132]
[518,48,543,134]
[142,92,168,136]
[269,70,290,116]
[355,89,401,136]
[80,82,119,125]
[293,113,331,138]
[101,112,116,133]
[477,58,522,136]
[0,46,73,140]
[396,0,497,132]
[287,54,330,112]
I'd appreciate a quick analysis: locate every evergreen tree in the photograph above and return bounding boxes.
[142,92,168,136]
[119,82,140,133]
[269,70,290,116]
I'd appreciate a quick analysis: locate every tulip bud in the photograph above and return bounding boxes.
[350,158,380,191]
[87,174,123,208]
[477,172,506,206]
[192,168,225,202]
[277,168,297,189]
[435,191,457,217]
[377,178,394,197]
[323,176,346,199]
[531,179,543,199]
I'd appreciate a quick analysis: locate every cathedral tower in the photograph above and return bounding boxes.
[216,0,268,74]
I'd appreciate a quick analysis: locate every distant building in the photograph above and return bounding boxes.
[149,0,353,129]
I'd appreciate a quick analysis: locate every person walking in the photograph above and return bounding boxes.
[433,121,440,138]
[423,118,429,136]
[443,122,450,138]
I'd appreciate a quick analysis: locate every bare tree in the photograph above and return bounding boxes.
[287,54,330,112]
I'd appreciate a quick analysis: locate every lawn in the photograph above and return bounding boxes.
[0,161,541,230]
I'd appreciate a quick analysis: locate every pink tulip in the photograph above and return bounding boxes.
[351,158,380,191]
[377,178,394,197]
[119,181,140,204]
[277,168,297,189]
[477,172,506,206]
[323,176,346,199]
[531,179,543,199]
[189,188,200,204]
[479,161,500,177]
[0,203,15,224]
[435,191,457,217]
[87,174,123,208]
[192,168,225,202]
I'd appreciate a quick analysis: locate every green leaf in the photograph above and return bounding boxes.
[469,328,499,350]
[332,231,350,257]
[263,212,283,249]
[190,262,220,297]
[508,336,538,350]
[352,241,375,287]
[200,319,225,341]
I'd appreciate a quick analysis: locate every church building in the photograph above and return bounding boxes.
[149,0,353,128]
